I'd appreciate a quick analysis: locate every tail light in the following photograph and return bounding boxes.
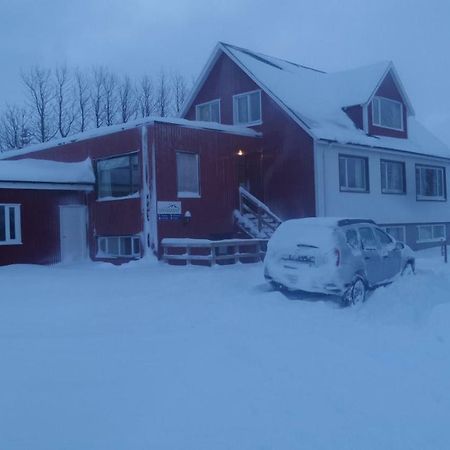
[334,248,340,267]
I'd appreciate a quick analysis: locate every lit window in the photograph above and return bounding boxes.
[233,90,261,125]
[417,224,446,243]
[381,160,405,194]
[339,155,369,192]
[372,96,404,131]
[97,236,141,258]
[97,153,140,199]
[384,226,406,243]
[195,99,220,123]
[176,152,200,198]
[416,165,446,200]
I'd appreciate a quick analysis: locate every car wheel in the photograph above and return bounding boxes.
[401,261,415,276]
[342,277,366,306]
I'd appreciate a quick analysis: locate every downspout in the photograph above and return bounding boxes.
[140,125,152,256]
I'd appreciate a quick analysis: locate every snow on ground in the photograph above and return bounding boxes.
[1,249,450,449]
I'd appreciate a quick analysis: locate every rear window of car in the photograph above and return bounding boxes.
[359,227,378,249]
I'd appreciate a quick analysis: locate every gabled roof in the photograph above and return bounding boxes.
[182,43,449,159]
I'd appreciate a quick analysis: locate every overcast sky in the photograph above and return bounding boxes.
[2,0,450,144]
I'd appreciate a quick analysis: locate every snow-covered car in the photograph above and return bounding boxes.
[264,218,415,305]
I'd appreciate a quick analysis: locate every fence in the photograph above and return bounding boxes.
[161,238,268,266]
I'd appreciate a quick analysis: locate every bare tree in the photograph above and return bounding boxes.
[172,72,188,116]
[91,67,105,128]
[21,66,56,142]
[54,65,75,137]
[138,75,154,118]
[155,70,171,117]
[74,69,90,132]
[118,75,137,123]
[102,70,118,126]
[0,105,31,150]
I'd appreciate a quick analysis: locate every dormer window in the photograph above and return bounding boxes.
[233,90,262,125]
[195,99,220,123]
[372,96,404,131]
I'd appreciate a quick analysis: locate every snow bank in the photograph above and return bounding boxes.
[1,255,449,449]
[0,158,95,184]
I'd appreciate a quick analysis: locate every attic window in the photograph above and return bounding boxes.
[233,90,262,125]
[372,96,404,131]
[195,99,221,123]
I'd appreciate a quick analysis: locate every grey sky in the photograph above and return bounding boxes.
[2,0,450,144]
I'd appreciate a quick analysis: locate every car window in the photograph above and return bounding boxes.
[375,228,393,246]
[345,229,360,250]
[359,227,378,249]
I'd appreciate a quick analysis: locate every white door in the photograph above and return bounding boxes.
[59,205,87,263]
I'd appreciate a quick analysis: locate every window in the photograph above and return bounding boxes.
[381,160,405,194]
[195,99,220,123]
[339,155,369,192]
[176,152,200,197]
[97,236,141,258]
[374,228,394,246]
[416,165,446,200]
[97,153,140,199]
[372,96,404,131]
[233,90,261,125]
[384,226,406,243]
[359,227,378,249]
[0,204,21,245]
[417,224,446,243]
[345,229,361,250]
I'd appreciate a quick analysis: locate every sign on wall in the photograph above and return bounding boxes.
[157,201,182,221]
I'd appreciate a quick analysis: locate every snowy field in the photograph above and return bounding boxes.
[1,249,450,450]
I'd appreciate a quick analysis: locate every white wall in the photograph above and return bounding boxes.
[314,141,450,224]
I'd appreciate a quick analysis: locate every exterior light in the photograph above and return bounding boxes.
[183,210,192,225]
[237,149,245,156]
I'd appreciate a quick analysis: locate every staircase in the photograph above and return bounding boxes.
[234,187,282,239]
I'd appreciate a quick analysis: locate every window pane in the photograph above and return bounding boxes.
[433,225,445,240]
[381,161,387,190]
[9,207,16,240]
[197,104,210,121]
[99,238,107,253]
[378,98,402,129]
[120,237,132,256]
[373,98,380,124]
[177,152,199,195]
[108,237,119,256]
[418,226,432,241]
[237,96,248,123]
[339,157,346,188]
[210,102,220,122]
[359,227,377,248]
[249,92,261,122]
[0,206,5,241]
[133,237,140,255]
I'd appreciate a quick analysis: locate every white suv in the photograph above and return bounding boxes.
[264,218,415,305]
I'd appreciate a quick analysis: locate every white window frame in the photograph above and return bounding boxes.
[176,151,200,198]
[384,225,406,243]
[372,96,404,131]
[380,159,406,194]
[416,164,446,201]
[195,99,221,123]
[0,204,22,246]
[339,155,369,193]
[232,90,262,126]
[97,235,141,258]
[417,224,447,243]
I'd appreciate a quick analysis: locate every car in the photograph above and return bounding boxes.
[264,217,415,306]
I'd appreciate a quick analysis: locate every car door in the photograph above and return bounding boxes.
[374,227,402,280]
[358,226,383,286]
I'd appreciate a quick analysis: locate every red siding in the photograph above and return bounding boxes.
[0,189,85,265]
[368,71,408,138]
[152,122,261,242]
[344,105,364,130]
[184,51,316,219]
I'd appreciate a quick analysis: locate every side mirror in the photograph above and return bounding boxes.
[395,241,404,250]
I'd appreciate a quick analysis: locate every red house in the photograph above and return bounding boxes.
[1,42,449,265]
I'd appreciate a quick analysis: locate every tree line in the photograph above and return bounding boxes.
[0,66,191,151]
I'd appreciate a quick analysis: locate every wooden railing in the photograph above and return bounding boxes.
[238,186,282,235]
[161,238,268,266]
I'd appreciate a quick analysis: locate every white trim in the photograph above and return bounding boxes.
[416,224,446,243]
[195,99,221,123]
[0,203,22,246]
[415,164,446,200]
[0,182,93,191]
[380,159,406,194]
[339,155,369,192]
[176,151,201,199]
[372,96,404,131]
[97,235,141,259]
[232,89,262,126]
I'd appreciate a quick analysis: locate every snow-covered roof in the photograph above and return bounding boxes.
[0,116,260,161]
[183,42,449,160]
[0,158,95,184]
